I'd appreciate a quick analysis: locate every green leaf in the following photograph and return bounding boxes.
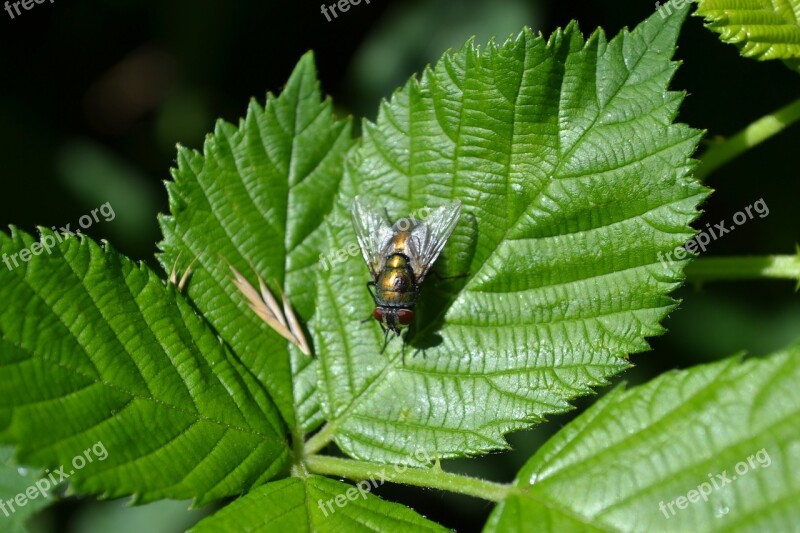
[0,230,289,506]
[190,476,448,532]
[311,7,707,463]
[695,0,800,72]
[158,52,355,432]
[0,447,50,532]
[485,341,800,532]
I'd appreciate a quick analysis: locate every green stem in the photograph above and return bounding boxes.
[304,423,336,455]
[695,97,800,181]
[685,255,800,283]
[304,454,515,502]
[290,425,311,478]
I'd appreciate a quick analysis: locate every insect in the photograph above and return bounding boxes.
[350,196,462,352]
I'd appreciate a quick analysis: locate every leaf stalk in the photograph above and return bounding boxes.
[304,454,516,502]
[685,253,800,286]
[696,97,800,180]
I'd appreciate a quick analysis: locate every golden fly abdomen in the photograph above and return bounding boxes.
[375,253,418,308]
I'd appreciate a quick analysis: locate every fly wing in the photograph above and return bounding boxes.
[407,200,462,282]
[350,196,395,280]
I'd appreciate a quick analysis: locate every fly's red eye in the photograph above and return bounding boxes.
[372,308,384,322]
[397,309,415,325]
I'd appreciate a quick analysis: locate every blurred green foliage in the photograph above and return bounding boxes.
[1,0,798,531]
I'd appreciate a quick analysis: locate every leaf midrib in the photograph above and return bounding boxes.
[2,333,280,442]
[315,21,673,448]
[4,260,281,443]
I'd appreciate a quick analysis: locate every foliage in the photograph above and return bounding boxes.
[1,3,798,531]
[695,0,800,72]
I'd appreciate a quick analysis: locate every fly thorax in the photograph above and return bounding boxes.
[384,253,408,269]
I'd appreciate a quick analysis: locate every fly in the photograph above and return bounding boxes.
[350,196,462,353]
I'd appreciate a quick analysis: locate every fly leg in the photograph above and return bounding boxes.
[379,325,393,354]
[366,281,379,302]
[362,281,378,322]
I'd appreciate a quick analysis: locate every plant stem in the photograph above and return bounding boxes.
[290,424,311,478]
[695,97,800,181]
[685,255,800,283]
[304,454,515,502]
[304,423,336,455]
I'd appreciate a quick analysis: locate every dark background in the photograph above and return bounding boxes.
[1,0,798,531]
